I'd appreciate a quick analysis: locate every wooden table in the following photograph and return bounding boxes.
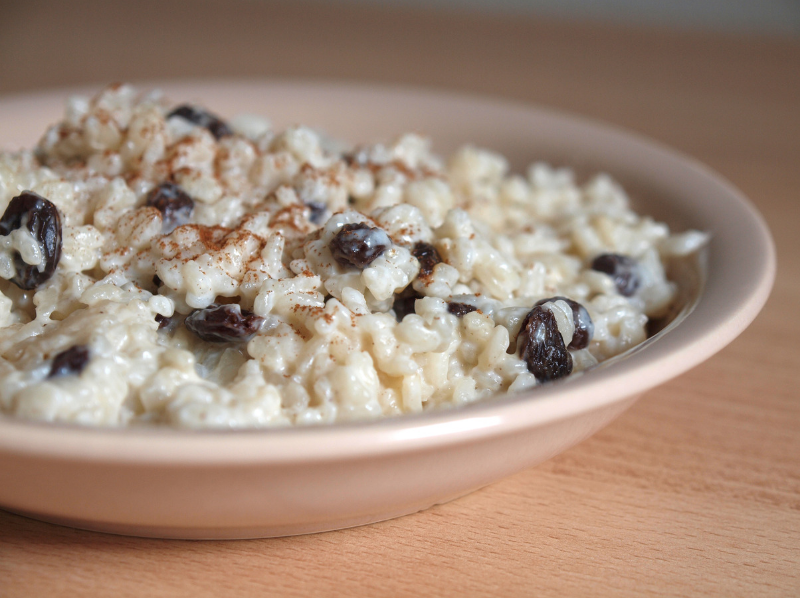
[1,1,798,595]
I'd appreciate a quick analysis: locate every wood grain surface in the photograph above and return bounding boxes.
[1,1,798,596]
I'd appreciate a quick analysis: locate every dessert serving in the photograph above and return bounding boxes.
[0,84,708,429]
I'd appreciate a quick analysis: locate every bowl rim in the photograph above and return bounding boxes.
[0,79,776,464]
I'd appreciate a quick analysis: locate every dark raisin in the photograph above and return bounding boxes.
[48,345,90,379]
[535,296,594,350]
[167,104,232,139]
[305,201,327,225]
[392,287,421,321]
[447,302,478,317]
[412,242,442,278]
[591,253,640,297]
[0,191,62,290]
[155,314,172,329]
[184,304,264,343]
[517,306,573,382]
[330,223,390,269]
[145,182,194,230]
[343,150,368,167]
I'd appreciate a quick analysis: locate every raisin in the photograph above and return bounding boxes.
[0,191,62,290]
[145,182,194,230]
[412,242,442,278]
[447,302,478,317]
[167,104,232,139]
[392,287,421,321]
[343,150,368,167]
[517,306,573,382]
[535,296,594,350]
[155,314,172,329]
[591,253,640,297]
[330,223,390,269]
[48,345,90,379]
[184,304,264,343]
[305,201,327,225]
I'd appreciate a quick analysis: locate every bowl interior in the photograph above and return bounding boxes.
[0,81,774,460]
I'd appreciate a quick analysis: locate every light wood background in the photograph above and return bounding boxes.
[1,1,798,596]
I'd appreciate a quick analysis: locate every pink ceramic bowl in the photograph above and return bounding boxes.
[0,81,774,539]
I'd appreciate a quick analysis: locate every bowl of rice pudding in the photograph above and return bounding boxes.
[0,82,773,538]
